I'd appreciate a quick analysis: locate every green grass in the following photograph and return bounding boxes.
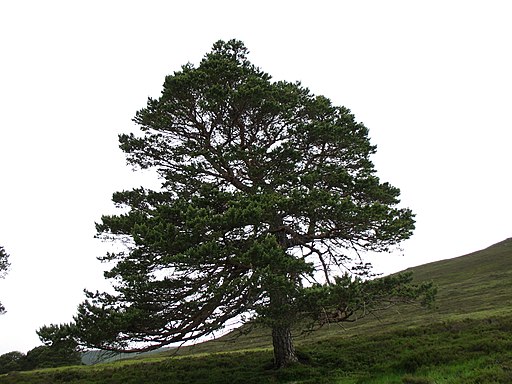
[1,238,511,383]
[2,315,512,383]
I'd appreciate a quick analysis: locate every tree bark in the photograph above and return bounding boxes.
[272,324,298,368]
[269,221,299,368]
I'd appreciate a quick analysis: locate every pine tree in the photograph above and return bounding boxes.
[74,40,433,367]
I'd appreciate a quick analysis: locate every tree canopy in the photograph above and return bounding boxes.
[31,324,82,368]
[73,40,434,367]
[0,351,25,374]
[0,245,10,314]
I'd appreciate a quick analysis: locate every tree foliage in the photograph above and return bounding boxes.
[24,344,81,370]
[0,245,10,314]
[0,324,82,374]
[0,351,25,374]
[73,40,434,367]
[37,323,78,347]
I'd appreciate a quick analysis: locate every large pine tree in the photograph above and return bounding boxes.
[74,40,432,367]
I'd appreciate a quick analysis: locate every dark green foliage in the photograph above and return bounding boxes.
[0,245,10,314]
[0,343,81,374]
[37,324,78,347]
[31,324,82,369]
[0,246,8,277]
[73,39,420,364]
[299,272,435,327]
[0,324,83,374]
[24,345,81,370]
[0,351,25,374]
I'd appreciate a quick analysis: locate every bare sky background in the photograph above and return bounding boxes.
[0,1,511,355]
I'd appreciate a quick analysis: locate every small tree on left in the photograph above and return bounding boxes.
[31,324,82,368]
[0,351,26,374]
[0,324,81,374]
[0,245,10,314]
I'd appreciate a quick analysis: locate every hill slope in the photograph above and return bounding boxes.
[406,237,512,317]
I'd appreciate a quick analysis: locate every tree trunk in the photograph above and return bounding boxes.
[272,324,298,368]
[270,221,299,368]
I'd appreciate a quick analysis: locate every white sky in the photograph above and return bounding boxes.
[0,1,511,355]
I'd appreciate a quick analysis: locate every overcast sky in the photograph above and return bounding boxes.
[0,1,511,355]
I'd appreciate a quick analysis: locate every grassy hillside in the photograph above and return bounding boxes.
[2,238,511,383]
[405,238,512,314]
